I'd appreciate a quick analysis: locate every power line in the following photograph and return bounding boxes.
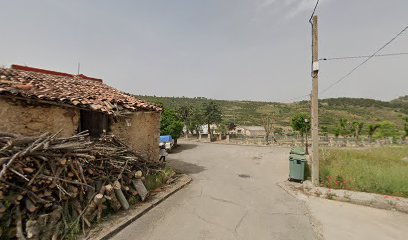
[283,1,319,104]
[282,25,408,103]
[320,25,408,95]
[284,3,407,103]
[309,0,320,78]
[309,0,320,23]
[319,52,408,61]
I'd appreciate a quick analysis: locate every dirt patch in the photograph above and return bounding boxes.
[238,174,251,178]
[166,158,206,174]
[171,143,198,153]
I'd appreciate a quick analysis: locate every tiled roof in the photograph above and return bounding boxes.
[0,65,161,114]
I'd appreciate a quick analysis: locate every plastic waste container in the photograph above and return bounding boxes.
[290,147,305,155]
[288,147,306,182]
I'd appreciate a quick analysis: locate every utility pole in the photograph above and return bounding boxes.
[311,15,319,186]
[304,118,309,155]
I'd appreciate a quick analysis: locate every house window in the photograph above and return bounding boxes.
[80,110,109,138]
[237,129,242,134]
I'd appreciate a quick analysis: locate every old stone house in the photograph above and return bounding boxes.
[0,65,161,161]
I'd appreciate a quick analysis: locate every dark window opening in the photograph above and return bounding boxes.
[80,110,109,138]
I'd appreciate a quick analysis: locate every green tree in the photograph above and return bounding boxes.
[187,107,204,137]
[217,123,228,135]
[321,126,329,138]
[227,122,237,131]
[334,128,340,138]
[368,124,380,142]
[176,105,192,135]
[404,117,408,140]
[338,118,351,138]
[202,101,222,136]
[160,108,184,142]
[291,113,310,142]
[374,121,400,140]
[351,121,364,140]
[262,115,274,144]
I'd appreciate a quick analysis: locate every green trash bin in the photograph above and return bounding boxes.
[290,147,305,155]
[288,153,307,182]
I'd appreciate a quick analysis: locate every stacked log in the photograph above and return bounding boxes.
[0,131,163,239]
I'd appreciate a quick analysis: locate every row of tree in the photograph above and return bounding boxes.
[333,119,404,141]
[290,113,408,142]
[161,102,408,144]
[160,101,223,141]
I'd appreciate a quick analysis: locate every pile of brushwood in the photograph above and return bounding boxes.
[0,130,165,239]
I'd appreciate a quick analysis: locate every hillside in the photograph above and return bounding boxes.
[136,95,408,135]
[391,95,408,105]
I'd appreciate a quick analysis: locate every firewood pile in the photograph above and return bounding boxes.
[0,131,164,239]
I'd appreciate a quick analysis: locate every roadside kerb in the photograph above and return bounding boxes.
[279,180,408,214]
[82,174,192,240]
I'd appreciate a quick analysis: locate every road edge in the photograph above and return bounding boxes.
[279,180,408,214]
[277,182,326,240]
[83,174,192,240]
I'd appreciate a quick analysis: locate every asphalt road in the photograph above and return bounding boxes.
[112,141,317,240]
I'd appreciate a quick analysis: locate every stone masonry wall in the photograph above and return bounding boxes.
[0,98,79,137]
[110,111,160,162]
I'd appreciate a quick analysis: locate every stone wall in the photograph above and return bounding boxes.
[0,97,161,161]
[0,97,79,137]
[111,111,160,162]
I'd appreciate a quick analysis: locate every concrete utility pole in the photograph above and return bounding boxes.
[311,15,319,186]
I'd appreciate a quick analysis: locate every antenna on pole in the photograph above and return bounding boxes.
[77,62,80,75]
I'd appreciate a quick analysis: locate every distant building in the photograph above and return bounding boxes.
[232,126,266,137]
[198,124,219,135]
[0,65,161,161]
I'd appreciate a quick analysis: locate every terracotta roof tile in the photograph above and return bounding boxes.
[0,67,161,114]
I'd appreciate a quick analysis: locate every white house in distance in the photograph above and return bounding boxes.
[185,124,266,137]
[198,124,219,134]
[183,124,219,135]
[231,126,266,137]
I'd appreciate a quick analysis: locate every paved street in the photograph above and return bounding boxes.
[112,142,317,240]
[307,196,408,240]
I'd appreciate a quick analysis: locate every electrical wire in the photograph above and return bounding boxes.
[320,25,408,95]
[319,52,408,61]
[283,0,318,104]
[309,0,320,23]
[281,2,406,103]
[282,25,408,103]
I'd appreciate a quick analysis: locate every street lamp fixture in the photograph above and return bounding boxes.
[304,118,309,155]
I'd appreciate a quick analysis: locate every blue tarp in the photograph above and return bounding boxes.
[160,135,173,143]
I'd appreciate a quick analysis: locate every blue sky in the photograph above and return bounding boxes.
[1,0,407,102]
